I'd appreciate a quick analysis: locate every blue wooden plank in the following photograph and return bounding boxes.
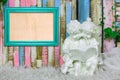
[42,0,48,7]
[54,0,60,17]
[116,22,120,27]
[19,47,24,66]
[116,0,120,2]
[78,0,90,23]
[66,1,71,37]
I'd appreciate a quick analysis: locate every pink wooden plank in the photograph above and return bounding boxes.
[54,46,60,66]
[42,47,48,66]
[24,0,31,67]
[26,0,31,7]
[25,47,31,67]
[13,51,19,67]
[103,0,115,52]
[103,0,114,28]
[31,0,37,6]
[20,0,25,7]
[9,0,14,7]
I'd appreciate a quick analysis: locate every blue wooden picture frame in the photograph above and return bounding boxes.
[4,7,59,46]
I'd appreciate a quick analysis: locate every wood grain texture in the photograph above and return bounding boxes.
[47,0,55,67]
[8,47,14,61]
[36,0,42,68]
[66,0,72,37]
[9,0,14,7]
[42,47,48,66]
[13,51,19,67]
[54,0,61,67]
[20,0,25,6]
[31,46,36,67]
[71,0,76,20]
[91,0,101,25]
[54,46,60,66]
[13,0,19,67]
[14,0,20,7]
[26,0,31,7]
[60,0,66,55]
[90,0,102,54]
[103,0,115,52]
[10,13,54,41]
[78,0,90,23]
[25,47,31,67]
[0,14,3,65]
[31,0,37,6]
[8,0,14,65]
[103,0,114,28]
[47,0,54,7]
[41,0,48,67]
[37,0,42,7]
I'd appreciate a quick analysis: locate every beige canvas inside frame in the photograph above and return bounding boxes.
[10,13,54,41]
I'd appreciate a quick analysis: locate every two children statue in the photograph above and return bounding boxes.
[61,18,103,76]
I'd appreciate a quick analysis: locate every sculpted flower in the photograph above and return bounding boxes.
[67,20,81,35]
[81,18,96,33]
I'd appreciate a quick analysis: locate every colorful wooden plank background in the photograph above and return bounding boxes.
[0,0,117,67]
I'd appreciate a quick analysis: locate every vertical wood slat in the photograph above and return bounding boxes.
[14,0,19,7]
[78,0,90,23]
[25,47,31,67]
[36,47,42,67]
[31,0,37,68]
[103,0,115,52]
[66,0,72,37]
[13,0,20,67]
[4,0,17,66]
[42,0,48,7]
[31,47,36,67]
[59,0,66,66]
[42,0,48,66]
[31,0,37,6]
[91,0,101,25]
[19,47,24,66]
[37,0,42,7]
[9,0,14,7]
[24,0,32,68]
[90,0,102,53]
[42,47,48,66]
[71,0,77,20]
[60,0,66,54]
[26,0,31,7]
[13,51,19,67]
[48,0,55,67]
[115,1,120,47]
[54,0,61,67]
[36,0,42,68]
[0,13,3,65]
[3,0,9,65]
[20,0,25,7]
[19,0,25,66]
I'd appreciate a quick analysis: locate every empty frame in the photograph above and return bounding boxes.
[4,7,59,46]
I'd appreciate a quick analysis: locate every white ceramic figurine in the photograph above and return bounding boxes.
[61,18,103,76]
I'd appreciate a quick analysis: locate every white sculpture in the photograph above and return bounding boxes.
[61,18,103,76]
